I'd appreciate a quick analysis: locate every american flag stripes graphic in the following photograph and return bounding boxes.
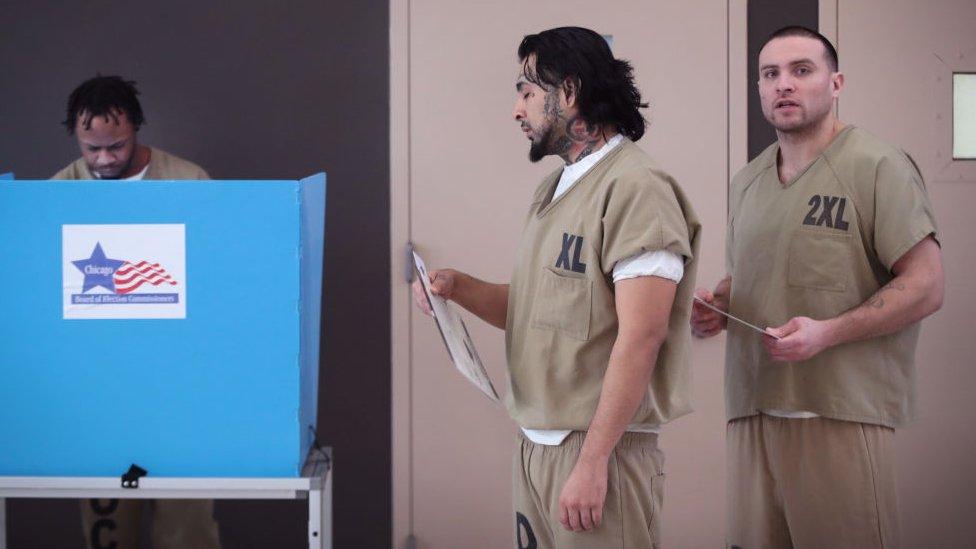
[113,260,178,294]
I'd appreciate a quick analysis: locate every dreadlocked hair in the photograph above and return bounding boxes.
[63,75,145,134]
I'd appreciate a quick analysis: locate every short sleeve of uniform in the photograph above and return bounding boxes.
[725,174,748,274]
[600,171,693,277]
[873,154,939,271]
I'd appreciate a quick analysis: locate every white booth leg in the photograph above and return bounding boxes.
[307,463,332,549]
[309,488,323,549]
[322,469,332,549]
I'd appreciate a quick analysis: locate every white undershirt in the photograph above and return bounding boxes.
[124,165,149,181]
[94,164,148,181]
[763,409,821,419]
[521,134,685,445]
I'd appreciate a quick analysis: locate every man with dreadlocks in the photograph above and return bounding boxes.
[53,75,219,549]
[413,27,699,548]
[53,75,207,181]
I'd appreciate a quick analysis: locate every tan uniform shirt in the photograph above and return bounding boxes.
[52,147,209,180]
[726,126,938,428]
[506,139,701,430]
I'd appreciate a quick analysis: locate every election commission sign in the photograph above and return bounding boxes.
[63,224,187,319]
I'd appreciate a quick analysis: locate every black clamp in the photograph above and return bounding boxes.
[121,464,148,489]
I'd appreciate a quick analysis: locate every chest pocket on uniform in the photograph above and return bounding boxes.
[787,229,853,292]
[531,266,592,340]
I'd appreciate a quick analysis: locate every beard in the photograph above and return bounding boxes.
[528,120,557,163]
[528,137,548,163]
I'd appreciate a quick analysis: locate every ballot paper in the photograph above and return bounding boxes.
[693,296,781,340]
[413,252,500,403]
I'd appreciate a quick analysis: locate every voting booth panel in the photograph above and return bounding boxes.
[0,174,325,478]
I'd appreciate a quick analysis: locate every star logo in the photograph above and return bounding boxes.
[72,243,126,293]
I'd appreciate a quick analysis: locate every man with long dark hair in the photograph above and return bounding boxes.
[692,26,943,547]
[414,27,700,547]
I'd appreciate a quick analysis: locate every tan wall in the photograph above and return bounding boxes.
[833,1,976,546]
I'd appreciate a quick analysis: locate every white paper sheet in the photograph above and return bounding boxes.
[413,252,500,403]
[693,296,781,339]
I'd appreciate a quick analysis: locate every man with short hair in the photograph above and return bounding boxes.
[692,26,944,548]
[54,75,219,549]
[53,75,208,181]
[413,27,699,548]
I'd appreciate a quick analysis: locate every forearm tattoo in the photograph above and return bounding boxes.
[866,280,907,309]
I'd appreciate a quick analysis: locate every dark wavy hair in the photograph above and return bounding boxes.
[63,75,145,135]
[517,27,648,141]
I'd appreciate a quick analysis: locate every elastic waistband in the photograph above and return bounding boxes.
[518,430,658,450]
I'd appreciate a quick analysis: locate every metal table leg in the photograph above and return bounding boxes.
[322,468,332,549]
[307,463,332,549]
[309,487,323,549]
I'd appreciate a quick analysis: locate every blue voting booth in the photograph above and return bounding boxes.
[0,174,326,478]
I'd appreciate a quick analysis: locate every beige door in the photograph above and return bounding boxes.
[391,2,746,547]
[826,1,976,546]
